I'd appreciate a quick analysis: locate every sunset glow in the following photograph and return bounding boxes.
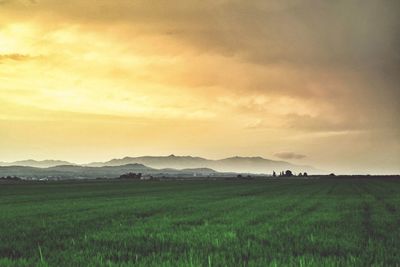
[1,0,399,174]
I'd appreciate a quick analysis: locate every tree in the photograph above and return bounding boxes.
[285,170,293,177]
[119,172,142,179]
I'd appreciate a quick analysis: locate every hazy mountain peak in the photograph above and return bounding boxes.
[1,154,319,174]
[85,154,318,174]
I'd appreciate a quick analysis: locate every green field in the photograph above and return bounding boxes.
[1,178,399,266]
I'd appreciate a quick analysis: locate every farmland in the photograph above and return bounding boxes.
[0,178,399,266]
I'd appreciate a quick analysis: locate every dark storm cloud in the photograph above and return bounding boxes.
[3,0,400,132]
[4,0,399,69]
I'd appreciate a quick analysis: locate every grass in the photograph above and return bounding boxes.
[0,178,399,266]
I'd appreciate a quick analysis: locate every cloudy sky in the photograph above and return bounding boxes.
[0,0,399,173]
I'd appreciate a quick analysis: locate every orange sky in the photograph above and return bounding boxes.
[0,0,399,174]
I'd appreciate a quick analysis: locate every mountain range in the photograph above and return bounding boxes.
[0,160,75,168]
[0,164,219,180]
[0,155,318,174]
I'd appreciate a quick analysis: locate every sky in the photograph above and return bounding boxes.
[0,0,399,174]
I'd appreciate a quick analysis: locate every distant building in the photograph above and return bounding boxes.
[0,176,21,181]
[141,175,153,180]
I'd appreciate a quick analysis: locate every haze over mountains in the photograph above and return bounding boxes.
[0,160,75,168]
[86,155,316,174]
[0,155,318,174]
[0,164,219,180]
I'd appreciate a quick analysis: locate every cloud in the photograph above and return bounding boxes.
[0,0,399,173]
[4,1,399,66]
[275,152,306,160]
[0,54,30,61]
[0,53,32,62]
[284,113,366,132]
[2,1,399,116]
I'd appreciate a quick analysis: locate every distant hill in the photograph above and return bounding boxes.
[0,164,219,179]
[0,155,319,174]
[0,160,75,168]
[87,155,209,168]
[86,155,317,174]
